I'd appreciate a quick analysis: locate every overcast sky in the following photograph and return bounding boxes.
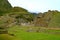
[8,0,60,13]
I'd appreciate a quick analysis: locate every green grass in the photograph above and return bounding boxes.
[7,25,60,40]
[0,25,60,40]
[0,34,20,40]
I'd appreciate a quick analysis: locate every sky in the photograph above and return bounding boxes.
[8,0,60,13]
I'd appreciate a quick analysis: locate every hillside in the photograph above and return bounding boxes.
[35,10,60,28]
[0,0,12,13]
[0,0,12,9]
[48,11,60,28]
[11,7,28,12]
[0,0,60,40]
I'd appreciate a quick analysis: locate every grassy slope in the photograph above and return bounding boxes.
[0,34,20,40]
[0,0,12,9]
[48,13,60,27]
[8,26,60,40]
[0,0,12,15]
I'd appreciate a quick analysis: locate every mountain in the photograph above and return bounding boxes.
[0,0,12,13]
[35,10,60,28]
[0,0,29,15]
[34,10,54,27]
[48,11,60,28]
[11,7,28,12]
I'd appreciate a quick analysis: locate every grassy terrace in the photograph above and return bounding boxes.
[0,25,60,40]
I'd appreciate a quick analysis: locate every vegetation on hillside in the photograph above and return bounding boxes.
[0,0,60,40]
[0,0,12,15]
[35,10,60,27]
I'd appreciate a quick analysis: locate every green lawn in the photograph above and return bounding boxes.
[0,34,20,40]
[0,26,60,40]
